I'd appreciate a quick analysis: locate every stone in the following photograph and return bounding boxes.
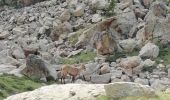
[21,54,57,81]
[119,39,137,52]
[92,14,101,23]
[73,4,85,17]
[143,59,156,67]
[139,42,159,58]
[0,64,17,74]
[5,84,105,100]
[110,69,122,78]
[142,0,154,9]
[119,56,142,69]
[104,82,157,99]
[90,0,109,10]
[12,49,25,59]
[67,49,83,58]
[157,64,166,69]
[0,31,10,39]
[60,9,71,21]
[121,75,131,82]
[151,79,170,91]
[168,68,170,78]
[110,62,117,67]
[134,78,149,85]
[91,73,111,84]
[99,63,110,75]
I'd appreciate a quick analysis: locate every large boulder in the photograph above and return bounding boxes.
[0,64,17,74]
[139,42,159,58]
[21,54,57,81]
[5,84,105,100]
[104,82,157,99]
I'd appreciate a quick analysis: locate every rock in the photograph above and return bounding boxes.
[12,49,25,59]
[0,64,17,74]
[157,64,166,69]
[5,84,105,100]
[143,59,156,67]
[110,69,122,78]
[0,41,8,52]
[119,56,142,69]
[134,78,149,85]
[104,82,157,99]
[114,10,137,38]
[151,79,170,91]
[110,62,117,67]
[21,54,57,81]
[0,31,10,39]
[141,0,154,9]
[121,75,131,82]
[67,49,83,58]
[119,39,137,52]
[92,31,117,55]
[139,42,159,58]
[168,68,170,78]
[73,4,85,17]
[143,2,170,45]
[90,0,109,10]
[12,27,27,36]
[92,14,102,23]
[38,27,46,34]
[99,63,110,75]
[91,73,111,83]
[60,9,71,22]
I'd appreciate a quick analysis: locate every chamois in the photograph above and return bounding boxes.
[60,64,86,84]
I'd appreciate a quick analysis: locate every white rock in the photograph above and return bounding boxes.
[5,84,105,100]
[143,59,155,67]
[91,73,111,84]
[0,64,17,73]
[139,42,159,58]
[92,14,101,23]
[134,78,149,85]
[73,4,85,17]
[0,31,10,39]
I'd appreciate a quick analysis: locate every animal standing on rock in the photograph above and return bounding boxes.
[60,64,86,84]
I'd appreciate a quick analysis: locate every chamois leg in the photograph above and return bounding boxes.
[72,76,75,83]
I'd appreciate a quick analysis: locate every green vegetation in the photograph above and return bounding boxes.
[59,51,96,64]
[106,48,140,62]
[0,74,43,100]
[155,47,170,65]
[96,95,109,100]
[68,30,83,45]
[106,0,116,16]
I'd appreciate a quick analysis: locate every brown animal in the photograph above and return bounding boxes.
[60,64,86,84]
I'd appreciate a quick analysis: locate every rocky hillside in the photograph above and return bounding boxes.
[0,0,170,100]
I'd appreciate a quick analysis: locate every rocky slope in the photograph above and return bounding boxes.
[0,0,170,99]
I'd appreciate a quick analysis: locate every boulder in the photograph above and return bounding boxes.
[104,82,157,99]
[134,78,149,85]
[0,31,10,39]
[143,59,156,67]
[91,73,111,84]
[92,14,102,23]
[119,56,142,69]
[139,42,159,58]
[90,0,109,10]
[151,78,170,91]
[119,39,137,52]
[5,84,105,100]
[73,4,85,17]
[21,54,57,81]
[60,9,71,22]
[0,64,17,74]
[99,63,110,75]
